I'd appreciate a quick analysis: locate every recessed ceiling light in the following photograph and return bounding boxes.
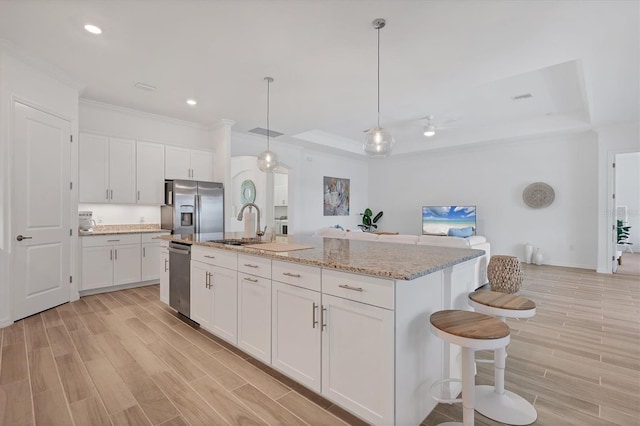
[84,24,102,35]
[186,99,197,106]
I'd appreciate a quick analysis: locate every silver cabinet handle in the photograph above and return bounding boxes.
[110,249,113,260]
[283,272,301,278]
[321,305,327,331]
[114,249,118,260]
[143,247,146,257]
[107,239,120,242]
[106,189,109,199]
[243,277,258,283]
[205,272,210,288]
[312,302,318,328]
[204,255,216,259]
[338,284,363,292]
[164,258,168,272]
[110,189,113,199]
[137,190,140,201]
[16,235,32,241]
[243,264,259,268]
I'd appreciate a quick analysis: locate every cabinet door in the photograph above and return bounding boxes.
[210,265,237,344]
[113,243,141,285]
[79,133,109,203]
[190,149,213,181]
[190,261,213,329]
[141,243,161,282]
[272,281,321,392]
[137,141,165,204]
[238,273,271,363]
[321,294,394,425]
[160,250,169,304]
[81,246,113,290]
[109,137,137,203]
[165,145,191,180]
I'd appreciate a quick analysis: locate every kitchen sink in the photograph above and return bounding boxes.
[207,239,266,246]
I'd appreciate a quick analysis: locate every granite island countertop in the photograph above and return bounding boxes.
[160,233,484,281]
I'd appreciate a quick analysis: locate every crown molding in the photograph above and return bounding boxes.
[0,38,84,91]
[79,98,210,130]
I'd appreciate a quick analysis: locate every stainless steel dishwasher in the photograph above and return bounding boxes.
[168,242,191,317]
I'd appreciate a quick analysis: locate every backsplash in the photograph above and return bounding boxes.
[79,204,161,225]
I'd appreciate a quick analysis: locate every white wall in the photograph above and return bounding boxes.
[369,132,599,269]
[80,99,211,149]
[616,152,640,246]
[0,49,79,326]
[230,131,369,234]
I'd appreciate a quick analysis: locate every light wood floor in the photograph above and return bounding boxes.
[1,263,638,426]
[424,263,640,426]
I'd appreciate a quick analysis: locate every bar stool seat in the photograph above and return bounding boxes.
[430,310,510,426]
[468,291,537,425]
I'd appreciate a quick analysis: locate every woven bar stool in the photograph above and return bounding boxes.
[430,310,510,426]
[487,255,524,294]
[468,290,537,425]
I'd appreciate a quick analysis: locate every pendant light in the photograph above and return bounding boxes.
[257,76,279,172]
[363,18,394,157]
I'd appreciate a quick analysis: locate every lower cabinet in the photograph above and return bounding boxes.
[142,233,168,281]
[238,272,272,363]
[271,280,322,392]
[190,248,238,345]
[160,242,169,304]
[81,235,141,290]
[321,294,394,424]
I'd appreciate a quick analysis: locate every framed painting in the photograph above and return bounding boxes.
[323,176,350,216]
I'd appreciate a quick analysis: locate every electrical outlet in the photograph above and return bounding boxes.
[140,216,145,223]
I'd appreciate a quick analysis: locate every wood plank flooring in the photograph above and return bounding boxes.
[0,263,638,425]
[423,263,640,426]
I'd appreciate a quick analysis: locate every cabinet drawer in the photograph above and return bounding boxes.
[272,260,321,292]
[322,269,394,310]
[82,234,141,247]
[238,253,271,279]
[192,245,237,270]
[141,232,170,244]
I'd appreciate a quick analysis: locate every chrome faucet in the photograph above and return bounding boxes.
[237,203,264,238]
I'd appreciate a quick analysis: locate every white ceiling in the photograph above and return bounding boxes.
[0,0,637,156]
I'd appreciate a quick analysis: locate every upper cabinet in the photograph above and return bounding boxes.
[165,145,213,181]
[79,133,136,203]
[136,141,165,204]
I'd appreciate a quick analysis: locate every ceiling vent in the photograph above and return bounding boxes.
[249,127,284,138]
[134,82,156,92]
[512,93,533,101]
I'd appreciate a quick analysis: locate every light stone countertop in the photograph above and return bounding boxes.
[79,224,170,236]
[161,233,484,281]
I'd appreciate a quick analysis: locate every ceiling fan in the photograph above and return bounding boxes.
[420,115,458,137]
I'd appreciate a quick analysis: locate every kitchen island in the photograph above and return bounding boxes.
[159,233,484,425]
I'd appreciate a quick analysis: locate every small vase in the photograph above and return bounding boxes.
[524,243,533,264]
[533,248,543,265]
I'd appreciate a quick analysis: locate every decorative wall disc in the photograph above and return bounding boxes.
[240,179,256,204]
[523,182,555,209]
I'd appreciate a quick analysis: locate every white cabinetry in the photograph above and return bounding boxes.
[81,234,141,290]
[238,254,272,363]
[79,133,136,203]
[190,246,238,344]
[136,141,165,204]
[271,261,322,392]
[141,232,169,282]
[160,240,169,304]
[165,145,213,181]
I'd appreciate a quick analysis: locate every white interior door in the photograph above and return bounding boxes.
[13,102,71,320]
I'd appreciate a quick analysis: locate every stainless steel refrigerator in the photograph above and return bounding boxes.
[161,180,224,235]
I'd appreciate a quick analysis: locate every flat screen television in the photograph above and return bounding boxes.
[422,205,476,236]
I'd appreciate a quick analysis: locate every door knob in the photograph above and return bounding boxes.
[16,235,32,241]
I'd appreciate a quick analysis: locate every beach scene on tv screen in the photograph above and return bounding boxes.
[422,206,476,235]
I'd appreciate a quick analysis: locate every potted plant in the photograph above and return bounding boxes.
[358,208,383,232]
[617,219,631,245]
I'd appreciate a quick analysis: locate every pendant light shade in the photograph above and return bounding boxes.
[363,18,394,157]
[257,76,278,172]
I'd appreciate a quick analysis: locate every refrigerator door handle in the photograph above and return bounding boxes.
[195,194,201,234]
